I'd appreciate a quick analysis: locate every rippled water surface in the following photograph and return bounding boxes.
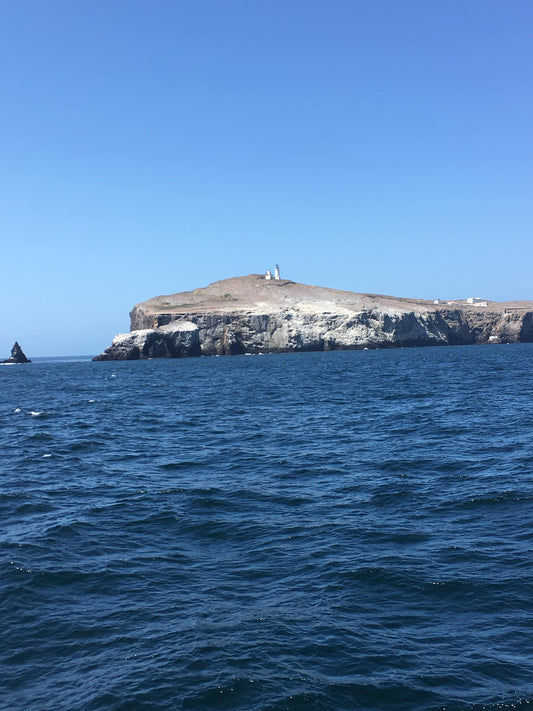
[1,345,533,710]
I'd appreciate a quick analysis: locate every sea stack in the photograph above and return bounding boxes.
[2,342,31,364]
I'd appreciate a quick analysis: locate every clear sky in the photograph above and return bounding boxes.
[1,0,532,356]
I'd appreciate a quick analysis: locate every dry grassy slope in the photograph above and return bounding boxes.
[132,274,533,322]
[137,274,430,316]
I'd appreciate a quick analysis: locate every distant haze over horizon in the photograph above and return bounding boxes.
[1,1,532,356]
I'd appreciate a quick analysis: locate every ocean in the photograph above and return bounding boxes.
[1,345,533,711]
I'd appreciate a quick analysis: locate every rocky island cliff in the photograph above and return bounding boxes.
[94,275,533,360]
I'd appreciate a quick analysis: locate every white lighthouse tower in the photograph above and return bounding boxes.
[274,264,280,280]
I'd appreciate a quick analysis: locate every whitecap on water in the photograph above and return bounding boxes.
[14,408,21,413]
[29,411,44,417]
[43,454,52,458]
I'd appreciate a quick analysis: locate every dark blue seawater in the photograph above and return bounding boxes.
[1,345,533,711]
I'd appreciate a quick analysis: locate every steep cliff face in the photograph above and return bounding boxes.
[94,321,201,360]
[94,275,533,360]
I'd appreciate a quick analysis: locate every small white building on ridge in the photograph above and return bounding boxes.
[265,265,281,280]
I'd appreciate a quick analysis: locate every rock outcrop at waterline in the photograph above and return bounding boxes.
[1,341,31,364]
[94,275,533,360]
[94,320,201,360]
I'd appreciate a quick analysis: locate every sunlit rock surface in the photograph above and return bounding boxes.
[94,321,200,360]
[94,275,533,360]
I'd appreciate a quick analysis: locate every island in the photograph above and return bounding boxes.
[94,274,533,360]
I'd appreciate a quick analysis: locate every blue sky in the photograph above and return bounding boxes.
[1,0,532,356]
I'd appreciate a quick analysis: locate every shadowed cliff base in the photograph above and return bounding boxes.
[94,275,533,360]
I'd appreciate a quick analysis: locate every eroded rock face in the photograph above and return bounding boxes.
[2,342,30,364]
[94,275,533,360]
[93,321,201,360]
[129,307,533,356]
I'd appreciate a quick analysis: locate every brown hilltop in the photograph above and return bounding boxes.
[135,274,436,320]
[132,274,533,324]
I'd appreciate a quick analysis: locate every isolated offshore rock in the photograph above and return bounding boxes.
[1,341,31,364]
[94,275,533,360]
